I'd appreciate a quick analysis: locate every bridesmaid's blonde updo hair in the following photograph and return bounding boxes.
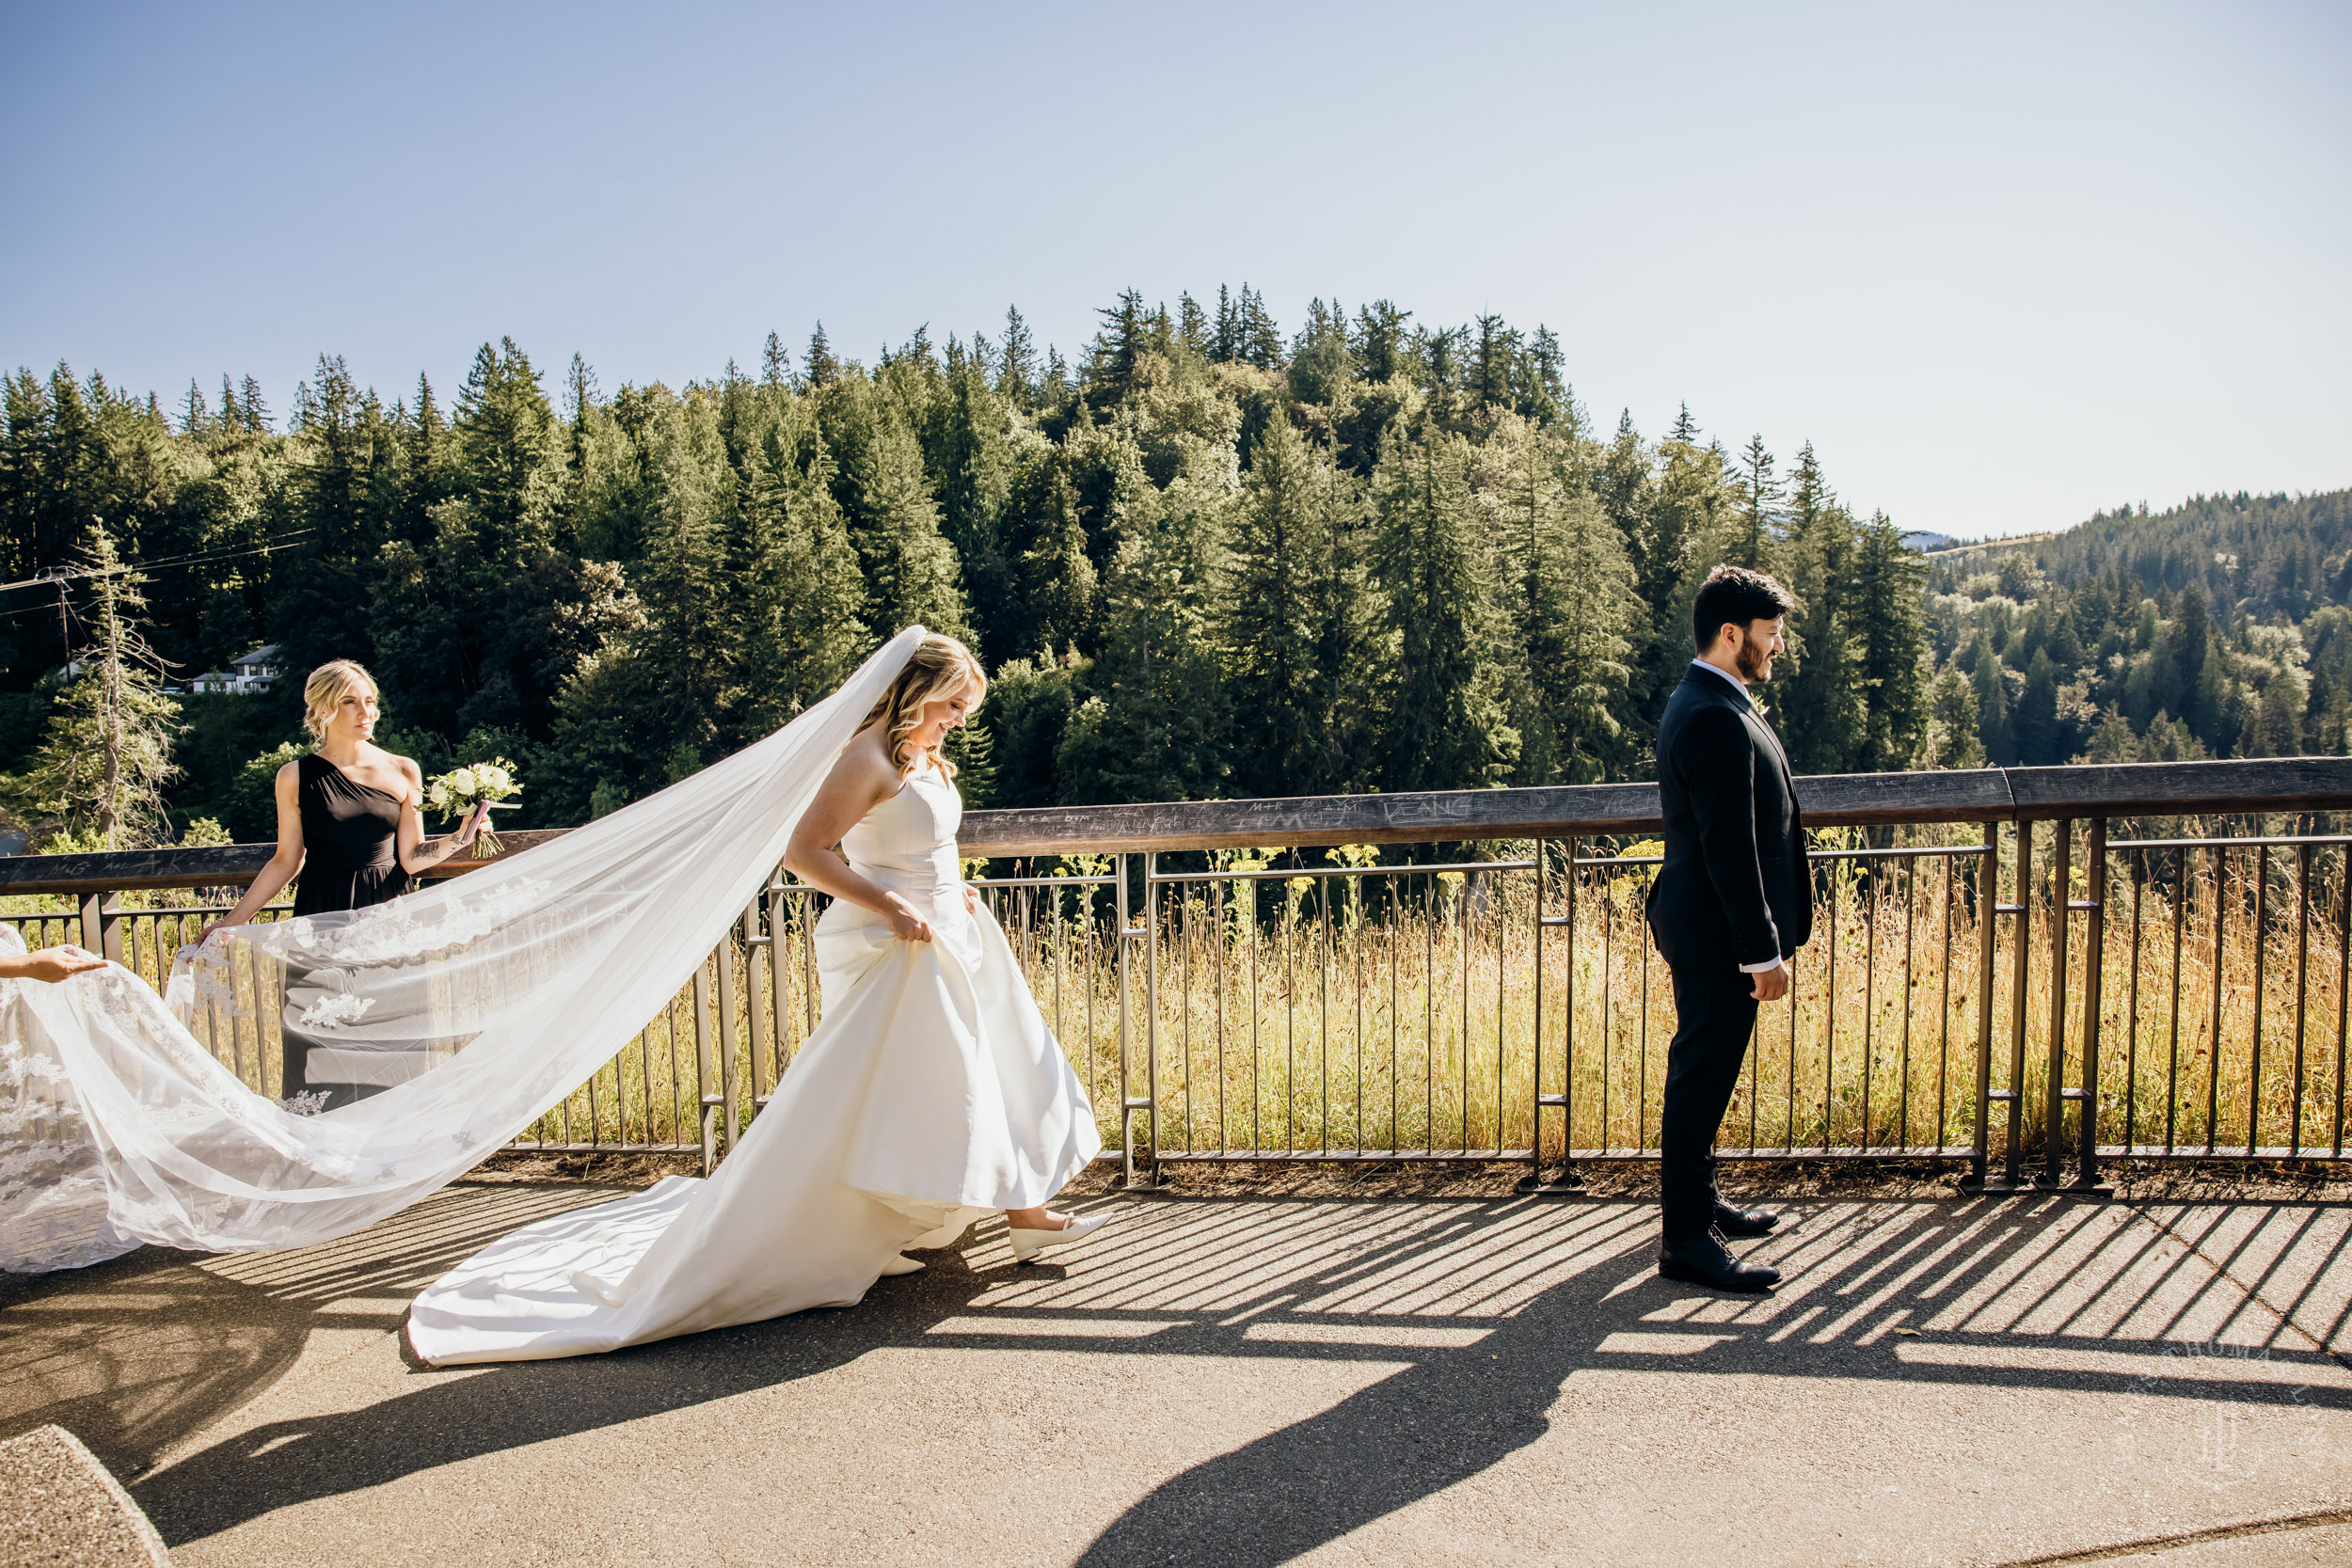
[302,659,379,742]
[862,633,986,779]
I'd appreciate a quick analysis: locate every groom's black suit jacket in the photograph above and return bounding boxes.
[1645,663,1813,972]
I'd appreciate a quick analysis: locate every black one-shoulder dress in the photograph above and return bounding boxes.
[290,752,414,916]
[283,753,415,1108]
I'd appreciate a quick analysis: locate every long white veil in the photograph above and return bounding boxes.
[0,626,926,1271]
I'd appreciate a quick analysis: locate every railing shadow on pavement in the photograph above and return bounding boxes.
[95,1187,2352,1555]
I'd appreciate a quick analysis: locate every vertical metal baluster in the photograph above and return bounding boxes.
[1995,823,2031,1186]
[1564,849,1578,1158]
[1389,873,1401,1155]
[1181,879,1195,1154]
[1357,866,1367,1155]
[1899,854,1916,1150]
[771,892,790,1080]
[717,934,741,1151]
[2248,844,2270,1156]
[1291,864,1303,1156]
[745,900,771,1104]
[2334,846,2350,1160]
[1458,870,1470,1155]
[1862,855,1881,1149]
[1938,854,1956,1152]
[693,959,718,1172]
[1495,867,1507,1158]
[1823,856,1839,1152]
[2123,850,2146,1153]
[2042,821,2073,1188]
[1117,853,1136,1185]
[1321,872,1333,1155]
[2206,844,2228,1155]
[2166,846,2188,1153]
[1251,875,1263,1157]
[1598,878,1613,1152]
[638,1026,653,1147]
[1424,870,1435,1154]
[2291,842,2312,1157]
[668,995,688,1152]
[2074,819,2107,1189]
[1215,878,1228,1153]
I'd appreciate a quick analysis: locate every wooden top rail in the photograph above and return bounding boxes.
[4,759,2349,896]
[956,757,2352,857]
[0,830,572,898]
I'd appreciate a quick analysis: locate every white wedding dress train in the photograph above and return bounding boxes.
[405,758,1102,1365]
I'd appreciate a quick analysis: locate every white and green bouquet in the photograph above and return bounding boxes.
[423,757,522,857]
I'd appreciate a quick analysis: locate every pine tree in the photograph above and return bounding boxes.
[452,337,566,562]
[805,323,841,388]
[1015,462,1097,658]
[1971,636,2017,765]
[1221,415,1329,796]
[1371,432,1517,792]
[1470,314,1518,410]
[1922,667,1987,768]
[1774,443,1864,773]
[1241,286,1283,371]
[13,521,182,847]
[760,332,790,388]
[1486,420,1638,784]
[1212,285,1242,364]
[1287,299,1355,409]
[1090,288,1150,404]
[931,353,1017,662]
[1736,434,1780,568]
[1175,293,1208,359]
[732,404,870,735]
[633,387,736,751]
[1353,301,1412,384]
[848,397,971,641]
[1848,511,1929,771]
[997,306,1037,409]
[1055,435,1226,802]
[1520,325,1565,425]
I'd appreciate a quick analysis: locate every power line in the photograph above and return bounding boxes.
[0,531,319,596]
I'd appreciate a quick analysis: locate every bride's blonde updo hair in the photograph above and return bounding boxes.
[303,659,378,742]
[861,633,986,779]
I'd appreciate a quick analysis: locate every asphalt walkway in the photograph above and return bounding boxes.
[3,1179,2348,1566]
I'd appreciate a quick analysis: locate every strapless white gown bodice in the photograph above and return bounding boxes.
[407,761,1101,1365]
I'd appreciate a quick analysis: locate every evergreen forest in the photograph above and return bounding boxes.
[1,288,2344,850]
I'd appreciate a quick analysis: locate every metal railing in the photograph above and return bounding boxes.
[7,758,2351,1191]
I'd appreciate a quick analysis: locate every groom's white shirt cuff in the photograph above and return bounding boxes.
[1689,660,1784,974]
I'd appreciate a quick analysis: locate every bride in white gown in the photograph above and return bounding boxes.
[405,633,1107,1365]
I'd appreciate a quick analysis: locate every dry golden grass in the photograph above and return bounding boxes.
[13,824,2345,1169]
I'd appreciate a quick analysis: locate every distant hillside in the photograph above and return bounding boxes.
[1918,489,2352,768]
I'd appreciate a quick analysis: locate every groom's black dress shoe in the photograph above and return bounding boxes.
[1712,1202,1780,1240]
[1659,1228,1781,1292]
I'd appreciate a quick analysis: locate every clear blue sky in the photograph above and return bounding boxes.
[4,1,2345,541]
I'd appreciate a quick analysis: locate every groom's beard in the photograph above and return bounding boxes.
[1735,640,1772,685]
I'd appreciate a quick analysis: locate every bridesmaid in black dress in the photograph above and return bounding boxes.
[203,659,487,1106]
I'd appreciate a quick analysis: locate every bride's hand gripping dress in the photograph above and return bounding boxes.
[404,754,1104,1365]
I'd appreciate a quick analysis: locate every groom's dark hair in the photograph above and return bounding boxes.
[1692,564,1796,650]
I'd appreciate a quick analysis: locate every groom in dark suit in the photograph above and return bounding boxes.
[1645,564,1812,1291]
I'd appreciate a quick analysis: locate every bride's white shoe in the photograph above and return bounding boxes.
[880,1254,925,1275]
[1008,1211,1112,1264]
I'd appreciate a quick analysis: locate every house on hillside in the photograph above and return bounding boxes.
[191,644,283,695]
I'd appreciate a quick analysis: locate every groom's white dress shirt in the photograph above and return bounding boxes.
[1687,657,1787,975]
